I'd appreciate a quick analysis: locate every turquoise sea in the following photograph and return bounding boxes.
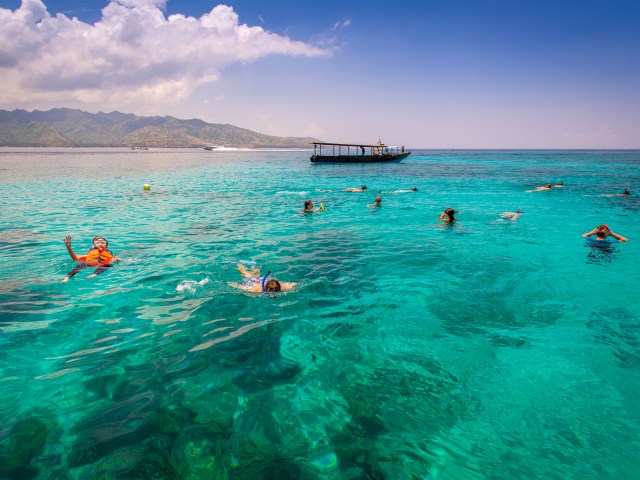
[1,147,639,479]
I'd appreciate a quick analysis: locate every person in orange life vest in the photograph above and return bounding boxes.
[61,235,120,283]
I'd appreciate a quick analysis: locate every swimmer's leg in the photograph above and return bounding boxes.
[88,264,111,279]
[62,262,88,283]
[237,264,260,278]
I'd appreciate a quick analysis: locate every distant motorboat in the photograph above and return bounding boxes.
[130,145,149,150]
[310,141,410,164]
[203,145,226,151]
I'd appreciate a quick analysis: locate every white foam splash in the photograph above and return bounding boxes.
[176,278,210,293]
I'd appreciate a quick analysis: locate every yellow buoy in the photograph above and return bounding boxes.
[143,184,150,191]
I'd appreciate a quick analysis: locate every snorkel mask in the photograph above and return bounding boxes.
[93,236,108,251]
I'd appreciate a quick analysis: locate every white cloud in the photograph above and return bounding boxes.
[332,19,351,31]
[0,0,331,112]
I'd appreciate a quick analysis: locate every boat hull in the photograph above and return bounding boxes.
[310,152,410,164]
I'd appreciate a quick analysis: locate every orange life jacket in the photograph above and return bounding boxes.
[82,248,115,265]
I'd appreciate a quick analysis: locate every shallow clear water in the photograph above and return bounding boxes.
[1,147,639,479]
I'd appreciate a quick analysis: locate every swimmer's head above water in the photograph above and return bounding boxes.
[264,279,282,292]
[92,236,108,249]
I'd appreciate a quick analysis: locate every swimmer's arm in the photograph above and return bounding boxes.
[609,231,628,242]
[64,235,80,261]
[228,281,262,292]
[237,264,260,278]
[582,230,595,238]
[280,282,297,291]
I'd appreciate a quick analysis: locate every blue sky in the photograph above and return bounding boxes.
[1,0,639,148]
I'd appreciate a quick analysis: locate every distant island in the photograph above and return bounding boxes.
[0,108,321,148]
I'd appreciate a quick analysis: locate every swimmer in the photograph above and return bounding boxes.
[301,200,325,213]
[61,235,120,282]
[500,208,523,221]
[534,184,552,191]
[438,208,458,223]
[228,264,297,293]
[555,181,564,187]
[378,187,418,194]
[368,196,382,208]
[343,185,368,192]
[600,188,631,197]
[582,224,628,243]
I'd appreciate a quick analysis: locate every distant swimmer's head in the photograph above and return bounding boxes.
[93,236,108,249]
[361,185,367,190]
[516,208,522,213]
[556,181,563,186]
[623,188,630,195]
[374,196,382,204]
[546,184,552,188]
[595,225,610,236]
[445,208,456,217]
[304,200,314,211]
[411,187,418,191]
[264,279,282,292]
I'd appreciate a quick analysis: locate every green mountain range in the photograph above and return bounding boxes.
[0,108,320,148]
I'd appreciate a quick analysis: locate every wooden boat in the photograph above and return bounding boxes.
[310,142,410,164]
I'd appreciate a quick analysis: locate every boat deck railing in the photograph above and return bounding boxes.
[312,142,407,157]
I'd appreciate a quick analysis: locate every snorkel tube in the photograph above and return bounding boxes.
[261,271,271,292]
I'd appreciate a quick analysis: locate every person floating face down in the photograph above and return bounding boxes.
[61,235,120,282]
[343,185,367,192]
[500,208,523,221]
[439,208,457,223]
[582,224,628,243]
[228,264,297,293]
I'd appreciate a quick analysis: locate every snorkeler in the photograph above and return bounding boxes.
[368,196,382,208]
[61,235,120,282]
[622,188,630,195]
[534,184,552,191]
[438,208,458,223]
[378,187,418,194]
[228,264,297,293]
[301,200,325,213]
[343,185,368,192]
[500,208,523,221]
[582,225,628,242]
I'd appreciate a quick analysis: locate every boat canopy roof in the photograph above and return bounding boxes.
[312,141,393,148]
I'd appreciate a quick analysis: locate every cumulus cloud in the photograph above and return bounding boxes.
[0,0,331,111]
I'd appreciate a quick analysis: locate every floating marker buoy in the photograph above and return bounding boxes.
[143,184,150,191]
